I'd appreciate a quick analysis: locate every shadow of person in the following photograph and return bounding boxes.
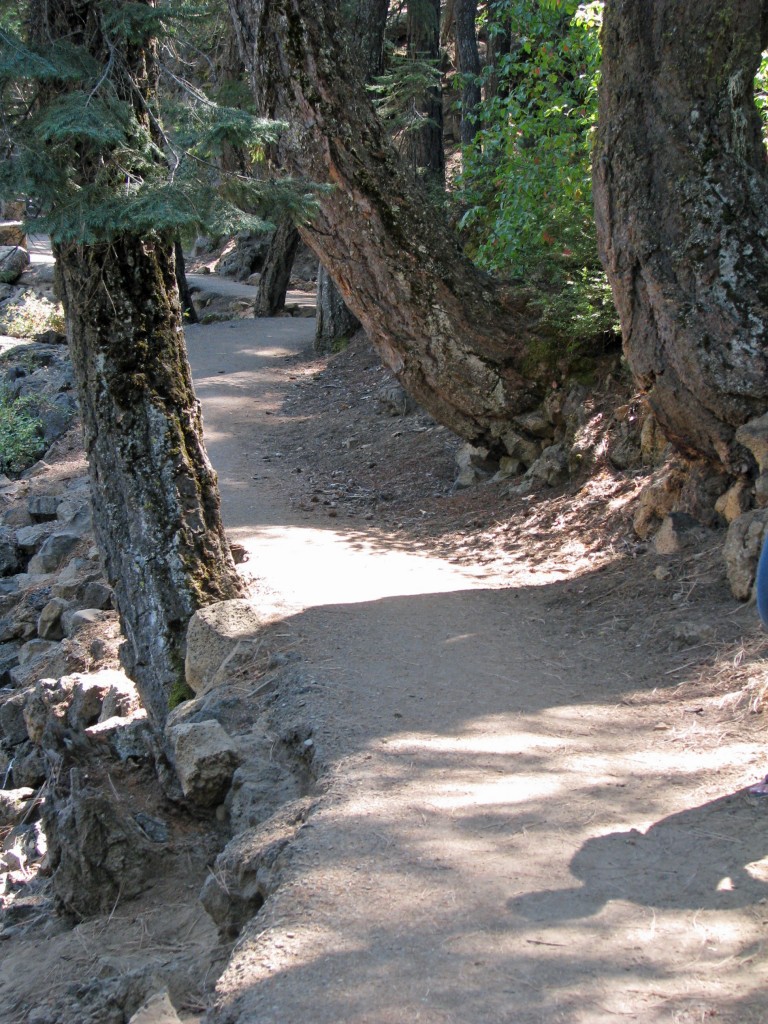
[509,789,768,922]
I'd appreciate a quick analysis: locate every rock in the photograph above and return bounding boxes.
[672,621,716,646]
[227,756,303,835]
[632,460,688,539]
[185,598,269,695]
[0,528,20,577]
[525,443,569,487]
[27,494,60,521]
[0,640,20,684]
[24,669,139,744]
[127,990,183,1024]
[61,607,112,637]
[10,741,45,788]
[80,581,113,610]
[377,382,417,417]
[640,410,671,466]
[652,513,708,555]
[86,711,150,761]
[0,787,35,826]
[723,509,768,600]
[37,597,69,640]
[15,522,54,552]
[715,480,752,523]
[453,444,498,489]
[27,531,81,574]
[491,455,524,483]
[215,232,271,280]
[756,471,768,509]
[167,718,241,807]
[200,798,313,938]
[497,428,541,469]
[0,222,24,247]
[0,690,29,745]
[514,409,555,440]
[735,412,768,472]
[43,767,162,919]
[0,245,29,284]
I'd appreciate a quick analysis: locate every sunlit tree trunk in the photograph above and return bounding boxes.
[594,0,768,471]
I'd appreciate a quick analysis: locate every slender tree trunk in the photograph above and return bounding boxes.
[455,0,481,145]
[35,0,243,724]
[228,0,545,457]
[405,0,445,182]
[594,0,768,471]
[254,219,301,316]
[315,266,361,353]
[175,237,199,324]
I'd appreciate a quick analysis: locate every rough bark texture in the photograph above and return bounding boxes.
[254,219,301,316]
[34,0,243,724]
[227,0,544,456]
[455,0,481,145]
[56,237,243,723]
[315,265,361,353]
[594,0,768,471]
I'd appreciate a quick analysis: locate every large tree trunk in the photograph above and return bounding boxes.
[594,0,768,471]
[227,0,544,457]
[35,0,243,724]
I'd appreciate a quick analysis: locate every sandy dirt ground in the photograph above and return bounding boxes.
[182,314,768,1024]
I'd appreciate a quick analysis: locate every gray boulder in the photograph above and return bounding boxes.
[185,598,268,695]
[27,531,82,574]
[167,718,241,807]
[0,245,29,284]
[724,509,768,600]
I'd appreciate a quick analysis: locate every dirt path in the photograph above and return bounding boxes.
[186,319,768,1024]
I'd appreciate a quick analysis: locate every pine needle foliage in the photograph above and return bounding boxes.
[0,0,321,245]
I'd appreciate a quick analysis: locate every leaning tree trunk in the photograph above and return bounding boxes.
[228,0,545,457]
[594,0,768,471]
[35,0,243,724]
[254,219,301,316]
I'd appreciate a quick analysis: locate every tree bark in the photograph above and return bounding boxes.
[56,237,242,724]
[34,0,243,724]
[254,219,301,315]
[455,0,481,145]
[175,237,199,324]
[594,0,768,471]
[405,0,445,182]
[315,265,361,353]
[227,0,545,456]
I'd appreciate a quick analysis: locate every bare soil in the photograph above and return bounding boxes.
[3,299,768,1024]
[186,317,768,1024]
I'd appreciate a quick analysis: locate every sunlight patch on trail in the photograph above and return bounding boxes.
[234,525,485,613]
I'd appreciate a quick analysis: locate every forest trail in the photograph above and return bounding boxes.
[187,317,768,1024]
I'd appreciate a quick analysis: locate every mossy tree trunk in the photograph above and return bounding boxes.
[228,0,546,457]
[35,0,243,724]
[594,0,768,472]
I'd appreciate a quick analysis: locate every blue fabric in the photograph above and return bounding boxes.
[757,532,768,628]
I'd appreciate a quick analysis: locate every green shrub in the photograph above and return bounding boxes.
[457,1,616,353]
[0,387,45,475]
[0,293,65,338]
